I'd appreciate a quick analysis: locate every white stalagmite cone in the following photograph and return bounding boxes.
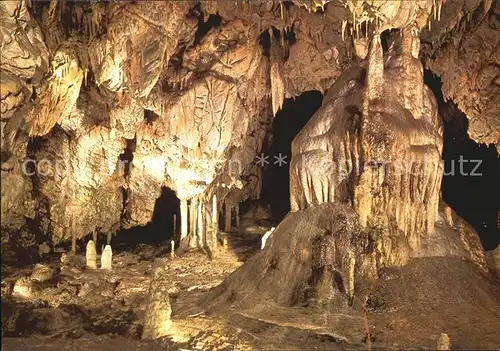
[261,227,275,250]
[170,240,176,259]
[86,240,97,269]
[101,245,112,270]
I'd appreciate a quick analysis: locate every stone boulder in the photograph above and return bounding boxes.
[30,263,53,283]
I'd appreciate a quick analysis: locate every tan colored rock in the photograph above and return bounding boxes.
[12,277,34,299]
[30,263,53,283]
[142,261,172,339]
[27,47,84,136]
[437,333,451,350]
[86,240,97,269]
[101,245,113,270]
[485,245,500,274]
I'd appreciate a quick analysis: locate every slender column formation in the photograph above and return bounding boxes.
[189,197,198,248]
[180,199,188,240]
[211,194,218,254]
[173,214,177,239]
[235,203,240,229]
[197,200,204,248]
[224,200,231,232]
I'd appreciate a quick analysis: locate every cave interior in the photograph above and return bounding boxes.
[1,0,499,350]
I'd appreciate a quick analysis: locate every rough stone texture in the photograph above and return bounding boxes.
[101,245,112,270]
[86,240,97,269]
[12,277,34,300]
[422,0,499,151]
[0,0,496,250]
[30,263,53,283]
[485,245,500,276]
[142,260,172,340]
[290,29,445,267]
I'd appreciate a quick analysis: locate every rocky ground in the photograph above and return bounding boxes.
[3,223,500,350]
[2,226,348,350]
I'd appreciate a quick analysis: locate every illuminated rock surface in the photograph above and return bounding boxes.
[1,0,499,349]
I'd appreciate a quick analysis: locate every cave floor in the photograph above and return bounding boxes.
[3,226,500,350]
[2,226,345,350]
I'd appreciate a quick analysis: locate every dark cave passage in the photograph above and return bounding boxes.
[424,71,500,250]
[261,91,323,221]
[113,187,180,251]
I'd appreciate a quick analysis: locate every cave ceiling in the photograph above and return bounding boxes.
[1,0,498,241]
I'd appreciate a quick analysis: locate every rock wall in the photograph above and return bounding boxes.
[0,0,496,246]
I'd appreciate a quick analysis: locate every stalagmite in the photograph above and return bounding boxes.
[86,240,97,269]
[189,198,198,249]
[261,227,275,250]
[212,195,218,254]
[142,260,172,339]
[180,199,188,240]
[235,203,240,228]
[224,200,232,232]
[197,200,204,248]
[101,245,112,270]
[437,333,451,350]
[170,240,176,259]
[348,253,356,302]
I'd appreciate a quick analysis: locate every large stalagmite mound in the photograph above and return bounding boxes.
[202,24,499,349]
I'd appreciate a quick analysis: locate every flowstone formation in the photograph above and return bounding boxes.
[203,6,493,347]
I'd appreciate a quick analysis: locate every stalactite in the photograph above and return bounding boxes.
[364,33,383,116]
[270,61,285,116]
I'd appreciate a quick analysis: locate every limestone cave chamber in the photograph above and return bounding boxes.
[1,0,499,350]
